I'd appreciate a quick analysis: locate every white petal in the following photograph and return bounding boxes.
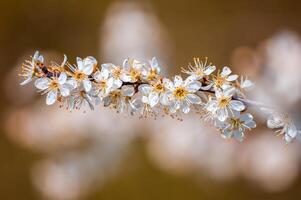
[240,113,253,122]
[121,74,132,82]
[230,100,245,111]
[242,79,254,89]
[101,63,114,70]
[76,57,84,71]
[217,108,228,121]
[122,85,135,96]
[187,94,202,104]
[223,87,236,97]
[149,92,159,107]
[204,65,216,75]
[83,79,92,92]
[221,66,232,77]
[35,78,50,90]
[66,78,78,89]
[113,79,122,88]
[267,115,284,129]
[151,57,160,73]
[174,75,183,87]
[186,81,202,92]
[287,126,297,138]
[59,85,70,97]
[138,84,152,95]
[163,78,174,90]
[100,69,110,80]
[58,72,67,85]
[160,92,172,106]
[245,120,256,129]
[181,100,190,113]
[226,74,239,81]
[142,96,149,104]
[46,90,57,105]
[82,61,94,75]
[233,131,244,142]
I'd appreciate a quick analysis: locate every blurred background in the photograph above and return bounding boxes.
[1,0,301,199]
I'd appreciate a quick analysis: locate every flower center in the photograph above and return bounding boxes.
[230,118,243,130]
[215,75,226,88]
[112,68,121,79]
[130,69,141,80]
[147,69,157,81]
[49,80,59,90]
[154,83,164,92]
[218,97,231,108]
[174,87,187,99]
[74,71,86,81]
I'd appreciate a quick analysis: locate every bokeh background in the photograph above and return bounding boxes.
[1,0,301,199]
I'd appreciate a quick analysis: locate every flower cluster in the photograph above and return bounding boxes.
[19,52,301,142]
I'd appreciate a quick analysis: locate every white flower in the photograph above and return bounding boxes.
[235,76,254,97]
[93,69,115,98]
[102,85,135,113]
[220,111,256,141]
[141,57,161,81]
[68,56,97,92]
[212,66,238,89]
[266,111,299,143]
[181,57,216,80]
[206,87,245,121]
[20,51,44,85]
[101,63,123,89]
[163,75,202,113]
[120,58,144,83]
[138,79,168,108]
[34,72,70,105]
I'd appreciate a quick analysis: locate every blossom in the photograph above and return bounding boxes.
[34,72,70,105]
[68,56,97,92]
[141,57,161,81]
[102,85,135,113]
[181,57,216,80]
[19,51,44,85]
[235,76,254,97]
[120,58,144,83]
[206,87,245,121]
[266,111,300,143]
[220,111,256,141]
[138,79,168,108]
[163,76,202,113]
[212,66,238,89]
[93,69,115,98]
[100,63,123,89]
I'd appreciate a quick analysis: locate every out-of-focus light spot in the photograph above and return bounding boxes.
[99,1,171,68]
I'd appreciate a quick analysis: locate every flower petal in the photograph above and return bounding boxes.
[149,92,159,107]
[138,84,152,95]
[187,93,202,104]
[58,72,67,85]
[59,85,70,97]
[204,65,216,75]
[174,75,183,87]
[46,90,57,105]
[163,78,174,90]
[122,85,135,96]
[76,57,84,71]
[83,79,92,92]
[221,66,231,77]
[230,100,245,111]
[217,108,228,121]
[226,74,239,81]
[186,81,202,92]
[35,78,50,90]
